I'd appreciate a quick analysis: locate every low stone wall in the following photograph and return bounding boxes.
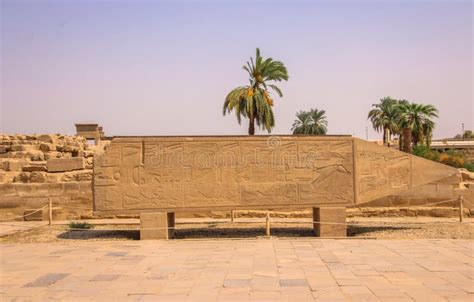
[0,134,97,220]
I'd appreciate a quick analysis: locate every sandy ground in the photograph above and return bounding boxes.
[0,217,473,243]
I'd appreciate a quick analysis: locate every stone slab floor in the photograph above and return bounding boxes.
[0,239,472,301]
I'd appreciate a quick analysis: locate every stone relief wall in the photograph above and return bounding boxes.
[94,137,355,212]
[94,136,458,214]
[0,134,468,219]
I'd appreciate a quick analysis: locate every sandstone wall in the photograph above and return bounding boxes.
[0,133,472,220]
[0,134,98,220]
[361,170,474,209]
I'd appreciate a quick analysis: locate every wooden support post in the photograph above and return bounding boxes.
[48,198,53,226]
[265,212,270,237]
[231,210,234,223]
[459,196,464,223]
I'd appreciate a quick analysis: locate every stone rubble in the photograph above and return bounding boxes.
[0,134,103,220]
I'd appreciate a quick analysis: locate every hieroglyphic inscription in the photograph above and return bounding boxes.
[94,136,458,213]
[94,137,354,212]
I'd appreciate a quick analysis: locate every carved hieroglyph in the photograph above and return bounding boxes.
[93,136,457,213]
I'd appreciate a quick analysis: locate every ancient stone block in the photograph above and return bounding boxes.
[15,183,50,197]
[39,143,55,152]
[30,172,47,183]
[22,162,47,172]
[37,134,58,144]
[63,182,80,195]
[5,159,29,172]
[10,144,25,152]
[84,150,95,158]
[14,172,31,183]
[94,137,458,215]
[140,212,175,239]
[313,207,346,237]
[47,158,85,172]
[0,183,17,196]
[0,145,7,154]
[75,170,92,181]
[60,172,76,182]
[44,151,62,160]
[24,208,44,221]
[28,150,45,161]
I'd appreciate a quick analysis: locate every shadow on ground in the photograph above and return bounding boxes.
[57,230,140,240]
[347,225,418,237]
[55,225,419,240]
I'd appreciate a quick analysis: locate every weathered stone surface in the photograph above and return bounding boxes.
[44,151,62,160]
[459,168,474,181]
[37,134,58,144]
[0,145,7,154]
[140,212,175,240]
[14,172,30,183]
[28,150,45,161]
[4,159,29,172]
[313,207,346,237]
[47,158,85,172]
[39,143,55,152]
[10,144,36,152]
[75,170,92,181]
[94,137,458,214]
[30,172,47,183]
[22,162,47,172]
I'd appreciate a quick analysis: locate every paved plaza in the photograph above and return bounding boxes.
[0,239,473,301]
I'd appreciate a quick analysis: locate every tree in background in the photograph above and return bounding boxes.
[397,102,438,147]
[223,48,289,135]
[292,109,328,135]
[368,97,438,151]
[367,97,400,146]
[454,130,474,139]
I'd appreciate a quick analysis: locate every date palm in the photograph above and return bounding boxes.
[398,102,438,146]
[367,97,399,145]
[292,109,328,135]
[223,48,289,135]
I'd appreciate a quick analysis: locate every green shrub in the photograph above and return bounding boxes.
[463,162,474,172]
[68,221,94,230]
[412,145,440,161]
[412,144,473,171]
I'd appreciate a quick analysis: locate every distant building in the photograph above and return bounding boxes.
[75,123,105,145]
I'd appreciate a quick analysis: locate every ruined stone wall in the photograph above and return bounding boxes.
[0,134,98,220]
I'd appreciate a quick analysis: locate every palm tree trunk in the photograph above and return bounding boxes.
[402,128,412,153]
[248,115,255,135]
[398,133,403,151]
[386,128,391,147]
[382,128,387,145]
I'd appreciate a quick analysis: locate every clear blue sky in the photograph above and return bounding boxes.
[1,0,472,139]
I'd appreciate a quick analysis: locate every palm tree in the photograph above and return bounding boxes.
[395,99,409,151]
[292,109,328,135]
[223,48,289,135]
[367,97,400,145]
[398,102,438,147]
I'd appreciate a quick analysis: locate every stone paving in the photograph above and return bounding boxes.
[0,239,473,301]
